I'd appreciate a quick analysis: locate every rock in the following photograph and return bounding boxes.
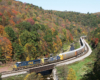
[0,62,2,65]
[47,77,50,80]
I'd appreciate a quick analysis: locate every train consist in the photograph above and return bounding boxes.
[13,37,86,70]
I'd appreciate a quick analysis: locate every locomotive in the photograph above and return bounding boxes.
[13,37,85,70]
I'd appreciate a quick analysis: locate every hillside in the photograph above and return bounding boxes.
[0,0,73,62]
[0,0,100,63]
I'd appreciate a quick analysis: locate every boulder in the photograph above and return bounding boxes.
[0,62,2,65]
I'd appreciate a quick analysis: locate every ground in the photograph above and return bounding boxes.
[0,62,15,73]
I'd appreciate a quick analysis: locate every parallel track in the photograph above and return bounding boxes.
[1,39,89,77]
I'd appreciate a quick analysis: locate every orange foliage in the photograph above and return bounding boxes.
[7,11,11,17]
[9,20,15,26]
[70,34,73,41]
[56,35,62,47]
[2,16,6,26]
[51,28,55,35]
[53,42,58,53]
[0,25,4,35]
[0,37,12,59]
[12,9,18,15]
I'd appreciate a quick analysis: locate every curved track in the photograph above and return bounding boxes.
[1,38,92,78]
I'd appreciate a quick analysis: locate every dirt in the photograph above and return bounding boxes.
[0,62,16,73]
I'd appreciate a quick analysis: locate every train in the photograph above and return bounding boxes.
[13,37,86,70]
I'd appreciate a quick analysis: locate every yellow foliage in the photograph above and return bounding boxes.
[18,38,22,46]
[26,55,30,61]
[67,68,76,80]
[6,56,11,59]
[36,17,40,21]
[24,73,31,80]
[35,21,39,24]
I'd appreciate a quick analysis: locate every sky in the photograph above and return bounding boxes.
[17,0,100,13]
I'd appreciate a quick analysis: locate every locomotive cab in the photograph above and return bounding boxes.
[13,62,21,70]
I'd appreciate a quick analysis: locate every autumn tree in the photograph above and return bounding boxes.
[0,12,2,16]
[67,68,76,80]
[0,12,3,24]
[24,43,36,60]
[2,16,9,26]
[25,72,44,80]
[24,72,37,80]
[0,25,4,36]
[38,39,48,56]
[0,37,12,61]
[36,73,44,80]
[26,18,35,25]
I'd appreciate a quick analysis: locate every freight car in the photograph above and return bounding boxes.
[13,37,86,70]
[59,37,85,60]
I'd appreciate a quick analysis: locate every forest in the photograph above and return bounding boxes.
[0,0,100,80]
[0,0,74,62]
[0,0,100,63]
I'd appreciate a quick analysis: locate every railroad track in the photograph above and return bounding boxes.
[1,39,90,78]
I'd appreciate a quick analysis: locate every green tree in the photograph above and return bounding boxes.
[16,21,32,33]
[12,42,24,61]
[44,30,53,42]
[5,27,17,42]
[32,24,41,31]
[19,30,38,46]
[77,28,81,33]
[57,65,68,80]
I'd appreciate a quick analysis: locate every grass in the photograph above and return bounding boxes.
[2,74,26,80]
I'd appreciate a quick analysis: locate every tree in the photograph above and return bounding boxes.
[0,37,12,61]
[67,68,76,80]
[0,12,2,16]
[0,25,4,36]
[16,21,32,33]
[24,72,37,80]
[57,65,68,80]
[36,73,44,80]
[24,43,36,60]
[32,24,41,31]
[24,72,44,80]
[44,30,53,42]
[12,42,24,61]
[19,30,37,46]
[26,18,35,25]
[5,27,17,42]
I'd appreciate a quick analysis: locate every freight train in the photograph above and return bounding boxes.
[13,37,86,70]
